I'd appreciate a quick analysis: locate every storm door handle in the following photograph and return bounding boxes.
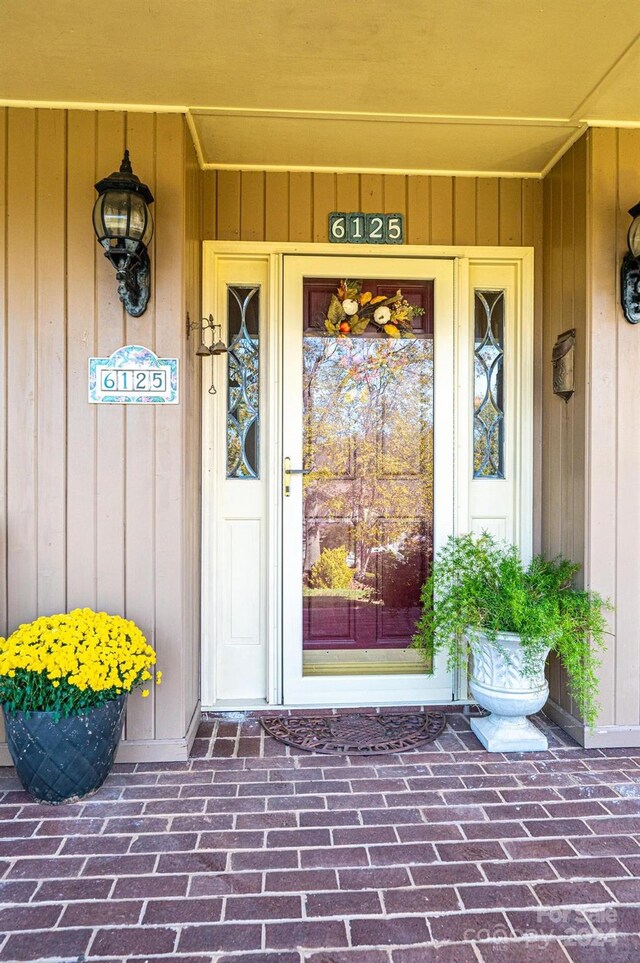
[283,456,311,497]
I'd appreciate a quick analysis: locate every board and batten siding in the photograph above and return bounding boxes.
[202,169,542,248]
[543,128,640,747]
[0,107,202,762]
[542,134,589,730]
[588,127,640,744]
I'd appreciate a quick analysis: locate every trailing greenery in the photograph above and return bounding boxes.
[413,533,610,729]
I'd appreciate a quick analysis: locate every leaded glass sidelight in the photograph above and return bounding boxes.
[226,286,260,479]
[473,290,505,479]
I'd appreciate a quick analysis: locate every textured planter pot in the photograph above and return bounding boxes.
[2,694,127,804]
[468,630,550,752]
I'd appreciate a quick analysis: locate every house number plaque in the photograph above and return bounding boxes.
[329,212,404,244]
[88,345,179,404]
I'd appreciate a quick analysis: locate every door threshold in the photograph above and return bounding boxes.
[202,698,473,714]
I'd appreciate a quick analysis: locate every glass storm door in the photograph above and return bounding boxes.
[282,256,454,705]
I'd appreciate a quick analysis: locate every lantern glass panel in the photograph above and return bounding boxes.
[101,191,130,238]
[128,194,148,241]
[629,216,640,259]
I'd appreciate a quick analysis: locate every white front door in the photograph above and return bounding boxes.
[281,256,455,705]
[201,243,533,710]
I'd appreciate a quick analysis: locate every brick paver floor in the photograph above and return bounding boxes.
[2,708,640,962]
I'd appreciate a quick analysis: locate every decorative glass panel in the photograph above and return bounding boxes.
[226,285,260,479]
[473,290,505,479]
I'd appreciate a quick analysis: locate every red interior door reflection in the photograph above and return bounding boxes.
[301,279,434,654]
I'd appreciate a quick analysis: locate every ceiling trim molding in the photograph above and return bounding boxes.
[586,119,640,129]
[569,28,640,122]
[539,124,590,179]
[0,98,188,113]
[190,105,579,129]
[197,160,543,179]
[185,111,206,169]
[0,99,630,179]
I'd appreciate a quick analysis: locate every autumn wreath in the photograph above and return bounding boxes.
[324,279,424,338]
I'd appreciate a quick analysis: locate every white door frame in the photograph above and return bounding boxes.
[201,241,534,710]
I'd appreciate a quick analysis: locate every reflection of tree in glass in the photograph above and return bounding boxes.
[227,329,259,478]
[302,336,434,587]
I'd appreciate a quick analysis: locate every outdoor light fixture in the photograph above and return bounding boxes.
[621,201,640,323]
[93,150,154,318]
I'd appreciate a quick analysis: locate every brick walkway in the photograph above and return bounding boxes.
[2,709,640,962]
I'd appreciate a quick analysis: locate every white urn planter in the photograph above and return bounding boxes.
[468,630,550,752]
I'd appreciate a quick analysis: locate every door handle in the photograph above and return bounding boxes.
[283,456,310,497]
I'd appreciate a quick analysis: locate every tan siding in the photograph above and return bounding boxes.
[289,172,312,241]
[36,110,67,617]
[265,172,290,240]
[312,173,336,243]
[406,177,430,244]
[7,108,38,627]
[183,129,203,729]
[0,109,7,637]
[453,177,477,245]
[0,108,200,758]
[336,173,360,212]
[123,111,156,742]
[217,170,241,240]
[476,179,500,245]
[586,127,640,731]
[66,111,98,611]
[614,129,640,727]
[543,128,640,738]
[202,169,217,241]
[360,174,383,214]
[431,177,454,245]
[588,128,619,730]
[542,135,589,719]
[240,171,265,241]
[382,174,406,217]
[202,172,543,259]
[95,110,127,617]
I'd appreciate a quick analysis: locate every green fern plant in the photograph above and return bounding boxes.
[413,533,610,730]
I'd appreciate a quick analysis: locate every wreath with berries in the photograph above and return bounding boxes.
[324,279,424,338]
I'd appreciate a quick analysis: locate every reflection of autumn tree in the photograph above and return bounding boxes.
[303,336,434,582]
[227,333,259,477]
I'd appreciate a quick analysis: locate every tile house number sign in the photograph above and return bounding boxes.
[329,212,404,244]
[88,345,179,404]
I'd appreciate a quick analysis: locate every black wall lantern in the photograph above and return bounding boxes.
[93,150,154,317]
[621,201,640,324]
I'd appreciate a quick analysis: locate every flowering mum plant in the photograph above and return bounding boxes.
[0,609,160,718]
[324,279,424,338]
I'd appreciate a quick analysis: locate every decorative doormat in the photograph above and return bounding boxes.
[260,711,447,755]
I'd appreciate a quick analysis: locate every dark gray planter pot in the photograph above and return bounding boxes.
[3,694,127,804]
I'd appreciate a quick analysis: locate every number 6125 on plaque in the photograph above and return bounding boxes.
[329,212,404,245]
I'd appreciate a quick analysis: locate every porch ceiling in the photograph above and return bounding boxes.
[3,0,640,176]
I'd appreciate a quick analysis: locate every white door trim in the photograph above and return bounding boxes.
[201,242,534,710]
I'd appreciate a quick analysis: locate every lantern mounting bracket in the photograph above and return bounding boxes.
[621,251,640,324]
[114,250,151,318]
